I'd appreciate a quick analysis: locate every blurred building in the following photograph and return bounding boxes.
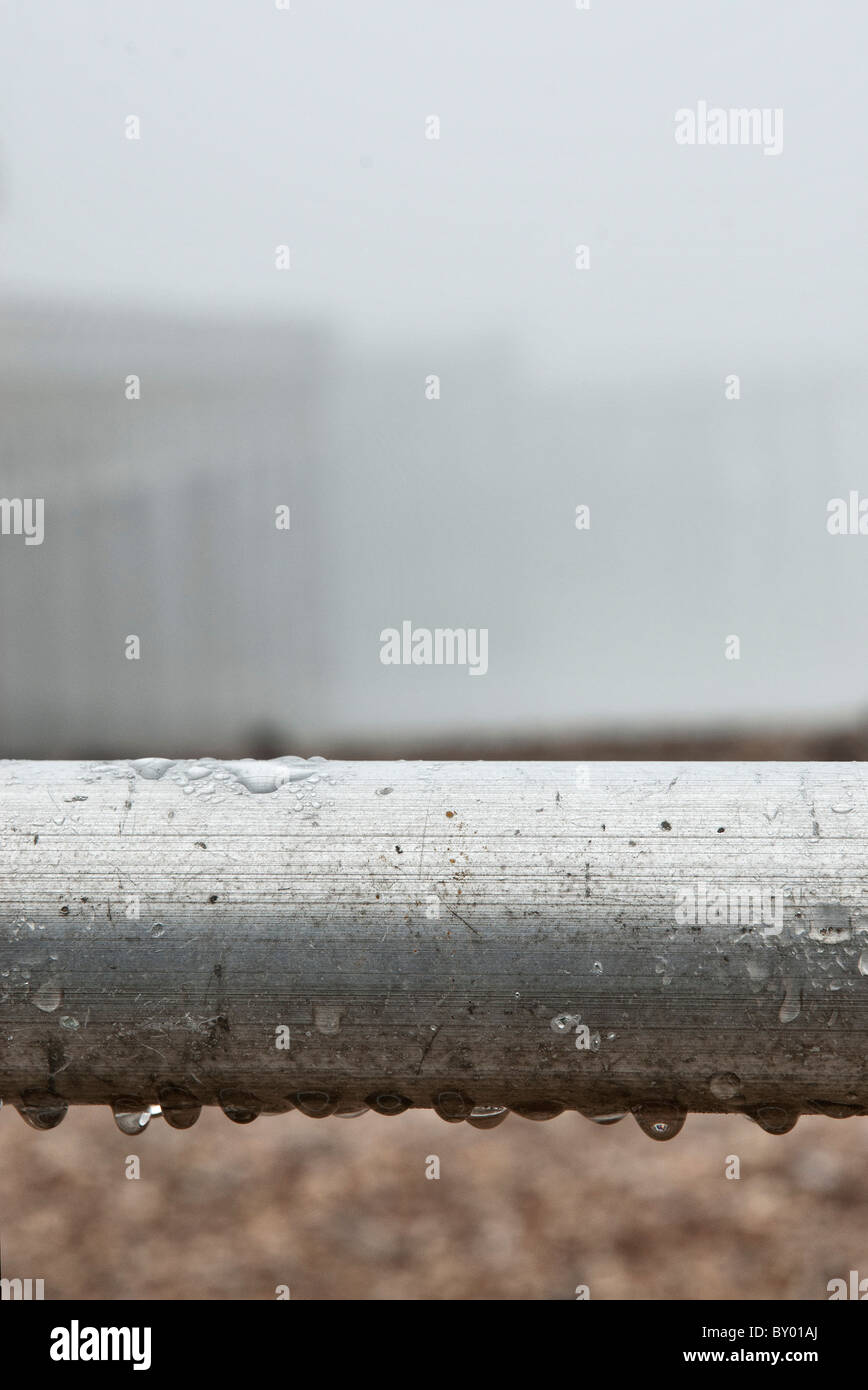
[2,300,867,759]
[0,298,329,756]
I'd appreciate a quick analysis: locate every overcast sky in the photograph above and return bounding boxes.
[1,1,867,383]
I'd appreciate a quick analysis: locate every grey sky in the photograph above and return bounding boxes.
[1,1,866,381]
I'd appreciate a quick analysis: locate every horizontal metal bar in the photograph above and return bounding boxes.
[0,758,866,1139]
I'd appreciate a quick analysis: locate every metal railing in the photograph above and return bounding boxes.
[1,757,865,1138]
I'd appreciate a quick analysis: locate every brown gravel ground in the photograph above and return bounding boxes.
[1,1106,866,1300]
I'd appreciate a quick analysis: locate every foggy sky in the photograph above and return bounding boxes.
[1,1,866,383]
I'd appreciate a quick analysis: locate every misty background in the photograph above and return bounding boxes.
[0,0,866,754]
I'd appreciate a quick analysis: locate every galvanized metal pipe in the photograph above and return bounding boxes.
[1,758,866,1138]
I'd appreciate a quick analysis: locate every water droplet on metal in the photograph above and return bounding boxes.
[632,1103,686,1141]
[112,1099,152,1134]
[227,762,292,794]
[510,1100,565,1121]
[366,1093,413,1115]
[293,1091,338,1118]
[132,755,322,797]
[158,1087,202,1129]
[218,1090,261,1124]
[709,1072,742,1100]
[32,981,62,1012]
[433,1091,474,1122]
[150,922,166,939]
[334,1101,369,1118]
[550,1012,580,1033]
[131,757,175,780]
[16,1091,68,1130]
[748,1105,798,1134]
[808,906,851,943]
[585,1110,627,1126]
[778,979,801,1023]
[466,1104,509,1130]
[313,1003,343,1035]
[859,950,868,976]
[808,1100,861,1119]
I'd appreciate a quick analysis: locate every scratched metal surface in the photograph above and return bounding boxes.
[0,758,866,1134]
